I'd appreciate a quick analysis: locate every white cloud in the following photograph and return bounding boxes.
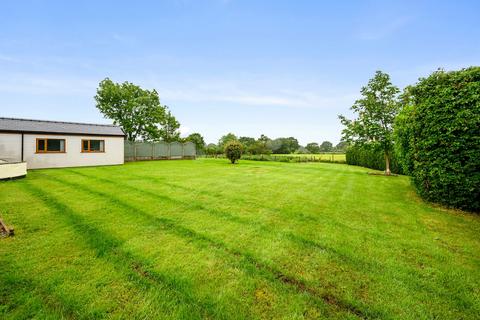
[157,81,358,110]
[0,73,97,95]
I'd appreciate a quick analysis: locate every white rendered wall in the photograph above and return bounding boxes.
[23,134,124,169]
[0,162,27,180]
[0,133,22,162]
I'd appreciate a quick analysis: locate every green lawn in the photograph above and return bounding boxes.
[1,159,479,319]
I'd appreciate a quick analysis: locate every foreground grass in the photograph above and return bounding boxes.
[0,159,479,319]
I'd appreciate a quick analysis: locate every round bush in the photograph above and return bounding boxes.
[224,141,243,164]
[396,67,480,212]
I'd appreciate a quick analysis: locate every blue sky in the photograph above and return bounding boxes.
[1,0,479,144]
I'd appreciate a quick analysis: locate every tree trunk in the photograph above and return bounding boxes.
[385,152,391,176]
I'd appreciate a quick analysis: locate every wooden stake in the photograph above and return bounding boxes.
[0,218,14,237]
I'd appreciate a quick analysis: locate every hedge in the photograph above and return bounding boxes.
[395,67,480,212]
[346,144,403,174]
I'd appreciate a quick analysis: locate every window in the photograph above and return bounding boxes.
[82,139,105,153]
[36,139,65,153]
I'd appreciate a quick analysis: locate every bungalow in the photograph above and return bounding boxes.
[0,117,125,169]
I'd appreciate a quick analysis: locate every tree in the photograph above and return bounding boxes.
[334,141,348,152]
[338,71,400,175]
[224,141,243,164]
[186,133,205,153]
[238,136,256,153]
[258,134,270,143]
[306,142,320,154]
[205,143,220,157]
[218,133,238,149]
[95,78,172,142]
[249,140,271,155]
[271,137,299,154]
[319,141,333,152]
[295,146,308,154]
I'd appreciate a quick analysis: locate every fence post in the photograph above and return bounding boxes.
[134,142,137,161]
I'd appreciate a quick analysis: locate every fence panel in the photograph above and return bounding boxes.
[153,142,169,159]
[183,142,196,158]
[170,142,183,159]
[124,141,136,162]
[125,141,196,162]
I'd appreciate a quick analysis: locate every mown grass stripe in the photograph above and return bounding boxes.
[0,260,80,319]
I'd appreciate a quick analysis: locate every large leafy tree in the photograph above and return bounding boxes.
[339,71,400,175]
[95,78,180,142]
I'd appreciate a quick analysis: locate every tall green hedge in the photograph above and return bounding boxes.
[395,67,480,212]
[346,144,403,174]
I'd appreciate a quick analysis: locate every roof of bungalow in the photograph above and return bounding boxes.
[0,117,125,137]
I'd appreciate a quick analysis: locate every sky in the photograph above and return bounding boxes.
[0,0,479,145]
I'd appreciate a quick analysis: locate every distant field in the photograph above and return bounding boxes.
[271,153,346,161]
[1,159,479,319]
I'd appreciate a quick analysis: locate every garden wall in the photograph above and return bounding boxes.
[0,161,27,180]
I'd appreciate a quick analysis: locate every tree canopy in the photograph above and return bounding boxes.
[94,78,180,142]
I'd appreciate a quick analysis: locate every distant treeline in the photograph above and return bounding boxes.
[197,133,348,156]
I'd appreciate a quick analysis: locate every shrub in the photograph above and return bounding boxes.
[346,144,403,174]
[395,67,480,212]
[224,141,243,164]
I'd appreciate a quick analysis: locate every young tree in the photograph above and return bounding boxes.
[158,110,180,142]
[185,133,206,153]
[319,141,333,152]
[338,71,400,175]
[224,141,243,164]
[306,142,321,154]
